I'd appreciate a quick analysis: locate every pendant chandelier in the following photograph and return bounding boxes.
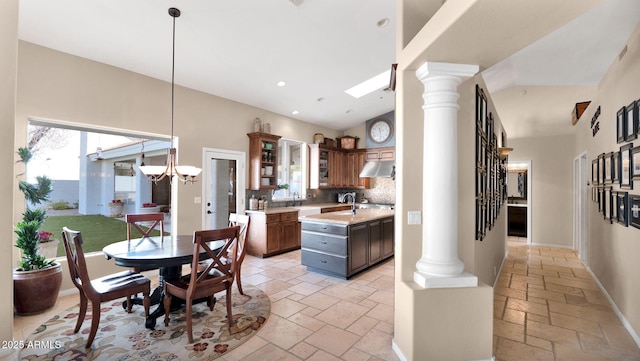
[139,7,202,184]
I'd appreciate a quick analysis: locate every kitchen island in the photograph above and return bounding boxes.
[300,208,394,278]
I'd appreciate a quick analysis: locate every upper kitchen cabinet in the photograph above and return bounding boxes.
[365,146,395,161]
[309,144,369,189]
[248,132,281,190]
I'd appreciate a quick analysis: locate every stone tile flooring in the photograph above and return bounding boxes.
[12,241,640,360]
[494,240,640,361]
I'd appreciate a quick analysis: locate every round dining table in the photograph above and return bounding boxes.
[103,234,225,329]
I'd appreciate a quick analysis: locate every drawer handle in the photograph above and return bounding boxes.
[320,260,327,263]
[320,241,327,244]
[321,227,327,230]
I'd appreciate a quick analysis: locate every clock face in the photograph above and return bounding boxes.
[370,119,392,144]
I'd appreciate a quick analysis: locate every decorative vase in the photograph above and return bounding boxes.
[108,202,124,217]
[13,262,63,315]
[253,117,262,132]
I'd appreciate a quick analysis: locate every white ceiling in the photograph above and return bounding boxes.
[17,0,640,137]
[18,0,397,131]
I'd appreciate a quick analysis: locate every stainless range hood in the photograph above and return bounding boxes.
[359,160,395,178]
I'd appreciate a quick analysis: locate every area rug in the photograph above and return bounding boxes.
[18,284,269,361]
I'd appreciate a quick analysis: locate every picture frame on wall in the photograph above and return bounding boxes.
[620,143,633,189]
[598,187,604,212]
[613,151,620,182]
[611,191,618,223]
[630,194,640,230]
[604,152,613,184]
[626,100,638,141]
[617,106,626,143]
[603,187,610,221]
[592,158,599,186]
[632,146,640,181]
[617,191,628,227]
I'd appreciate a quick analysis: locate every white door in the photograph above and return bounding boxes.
[203,148,246,229]
[574,152,588,260]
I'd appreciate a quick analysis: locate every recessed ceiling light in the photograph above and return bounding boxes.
[346,109,353,114]
[345,70,391,98]
[292,110,299,115]
[377,18,389,27]
[277,81,286,87]
[317,97,325,102]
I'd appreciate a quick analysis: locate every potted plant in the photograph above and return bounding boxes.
[13,147,62,315]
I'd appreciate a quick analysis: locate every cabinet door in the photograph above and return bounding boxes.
[346,152,357,187]
[280,220,300,250]
[356,151,369,188]
[381,217,394,258]
[368,220,382,264]
[265,221,281,254]
[348,223,368,276]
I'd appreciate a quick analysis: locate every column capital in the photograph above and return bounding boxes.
[416,62,479,82]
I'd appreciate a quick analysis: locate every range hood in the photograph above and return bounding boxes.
[359,160,395,178]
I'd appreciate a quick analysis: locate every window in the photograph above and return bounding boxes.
[273,138,307,200]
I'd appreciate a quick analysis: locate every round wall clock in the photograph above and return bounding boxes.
[368,118,393,144]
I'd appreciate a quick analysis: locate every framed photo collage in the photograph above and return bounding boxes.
[593,99,640,229]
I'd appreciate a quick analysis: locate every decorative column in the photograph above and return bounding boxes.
[414,62,479,288]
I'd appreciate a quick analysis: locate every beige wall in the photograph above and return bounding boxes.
[12,41,344,293]
[573,22,640,339]
[1,0,19,348]
[508,134,576,248]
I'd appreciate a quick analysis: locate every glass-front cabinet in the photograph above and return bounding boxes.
[248,132,281,190]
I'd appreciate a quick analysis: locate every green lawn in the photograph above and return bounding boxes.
[40,215,167,256]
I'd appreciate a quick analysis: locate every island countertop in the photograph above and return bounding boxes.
[299,208,395,225]
[245,203,353,215]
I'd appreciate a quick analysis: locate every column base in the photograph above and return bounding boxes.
[414,271,478,288]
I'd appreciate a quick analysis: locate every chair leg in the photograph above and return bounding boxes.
[186,301,194,344]
[125,295,133,313]
[143,291,150,317]
[226,287,233,332]
[85,301,101,348]
[163,294,172,327]
[236,267,244,295]
[74,294,88,333]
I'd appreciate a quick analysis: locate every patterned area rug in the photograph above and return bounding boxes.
[18,285,269,360]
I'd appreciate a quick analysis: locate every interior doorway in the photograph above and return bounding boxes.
[507,160,532,244]
[574,152,588,261]
[203,148,246,230]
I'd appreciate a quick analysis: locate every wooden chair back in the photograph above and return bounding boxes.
[126,213,164,240]
[188,226,241,293]
[61,227,95,297]
[228,213,250,294]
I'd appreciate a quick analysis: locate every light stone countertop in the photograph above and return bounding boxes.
[299,208,395,225]
[245,203,352,215]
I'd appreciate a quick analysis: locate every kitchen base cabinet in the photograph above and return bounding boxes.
[301,216,394,278]
[247,211,300,258]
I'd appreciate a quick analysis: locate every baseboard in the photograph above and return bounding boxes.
[392,339,495,361]
[586,266,640,348]
[494,249,509,288]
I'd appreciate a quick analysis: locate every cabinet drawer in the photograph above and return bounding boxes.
[301,231,347,255]
[265,213,280,223]
[301,249,347,276]
[301,222,348,235]
[280,212,298,222]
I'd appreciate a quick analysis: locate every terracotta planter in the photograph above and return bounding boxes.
[13,262,63,315]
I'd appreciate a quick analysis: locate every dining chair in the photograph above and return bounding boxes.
[126,212,164,272]
[163,226,241,343]
[228,213,250,295]
[61,227,151,348]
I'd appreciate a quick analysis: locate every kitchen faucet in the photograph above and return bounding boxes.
[344,193,356,215]
[292,191,300,206]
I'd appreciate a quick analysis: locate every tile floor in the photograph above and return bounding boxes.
[495,239,640,361]
[12,241,640,360]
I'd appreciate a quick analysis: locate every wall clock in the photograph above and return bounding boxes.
[367,117,394,146]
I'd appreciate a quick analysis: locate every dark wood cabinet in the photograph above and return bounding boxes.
[247,211,300,257]
[309,144,369,189]
[382,217,394,258]
[348,223,369,275]
[507,206,527,237]
[247,132,281,190]
[368,220,382,264]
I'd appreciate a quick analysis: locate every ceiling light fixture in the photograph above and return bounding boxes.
[345,69,391,98]
[377,18,389,27]
[139,7,202,184]
[292,110,299,115]
[277,81,286,87]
